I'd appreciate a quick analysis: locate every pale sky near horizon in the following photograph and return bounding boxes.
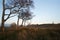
[0,0,60,25]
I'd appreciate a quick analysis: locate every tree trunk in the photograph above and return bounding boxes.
[17,16,19,26]
[24,21,25,26]
[1,0,5,32]
[1,20,5,32]
[21,19,24,26]
[24,20,26,26]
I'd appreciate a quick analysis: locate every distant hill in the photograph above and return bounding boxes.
[27,24,60,29]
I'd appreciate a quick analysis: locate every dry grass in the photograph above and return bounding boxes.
[0,25,60,40]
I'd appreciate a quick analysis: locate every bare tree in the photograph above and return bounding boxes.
[1,0,34,32]
[1,0,5,32]
[1,0,13,32]
[1,0,20,32]
[16,0,34,26]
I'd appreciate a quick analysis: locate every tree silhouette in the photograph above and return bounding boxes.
[1,0,18,32]
[19,9,33,26]
[1,0,34,32]
[1,0,20,32]
[16,0,34,26]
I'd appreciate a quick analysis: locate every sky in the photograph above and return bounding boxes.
[0,0,60,25]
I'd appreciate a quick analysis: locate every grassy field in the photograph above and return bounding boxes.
[0,25,60,40]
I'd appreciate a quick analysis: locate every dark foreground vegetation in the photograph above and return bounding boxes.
[0,24,60,40]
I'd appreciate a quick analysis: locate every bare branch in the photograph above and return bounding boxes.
[9,14,17,18]
[4,9,12,21]
[5,14,9,15]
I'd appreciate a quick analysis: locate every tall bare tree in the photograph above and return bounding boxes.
[1,0,5,32]
[1,0,20,32]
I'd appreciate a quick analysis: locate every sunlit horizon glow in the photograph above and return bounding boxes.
[0,0,60,25]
